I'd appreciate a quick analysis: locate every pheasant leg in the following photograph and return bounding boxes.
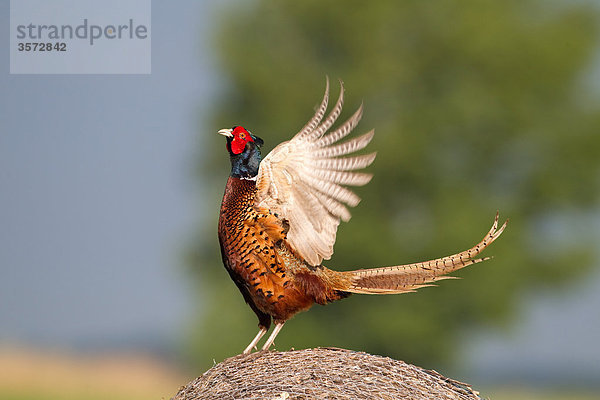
[261,322,285,351]
[243,326,268,354]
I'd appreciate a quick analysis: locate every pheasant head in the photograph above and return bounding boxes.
[218,126,264,179]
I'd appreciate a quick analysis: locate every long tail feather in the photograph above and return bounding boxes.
[339,212,507,295]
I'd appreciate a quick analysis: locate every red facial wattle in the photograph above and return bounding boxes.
[230,126,254,155]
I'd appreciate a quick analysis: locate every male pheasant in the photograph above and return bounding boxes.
[217,79,507,354]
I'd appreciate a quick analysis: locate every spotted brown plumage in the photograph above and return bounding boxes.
[218,177,316,325]
[217,79,507,354]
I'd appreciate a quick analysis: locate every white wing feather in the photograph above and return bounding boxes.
[255,79,376,266]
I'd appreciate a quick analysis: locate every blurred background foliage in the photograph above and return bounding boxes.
[186,0,600,371]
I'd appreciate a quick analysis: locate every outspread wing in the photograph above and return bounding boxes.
[255,79,376,266]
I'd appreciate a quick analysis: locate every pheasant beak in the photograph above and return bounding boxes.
[218,128,233,138]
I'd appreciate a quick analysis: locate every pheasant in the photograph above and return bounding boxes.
[217,79,507,354]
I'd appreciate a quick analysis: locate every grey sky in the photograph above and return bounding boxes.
[1,0,599,384]
[1,0,218,346]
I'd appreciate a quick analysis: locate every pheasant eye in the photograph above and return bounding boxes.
[239,132,246,140]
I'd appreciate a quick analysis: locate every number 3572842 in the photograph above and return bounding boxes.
[17,42,66,51]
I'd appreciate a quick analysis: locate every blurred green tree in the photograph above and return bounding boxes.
[186,0,600,370]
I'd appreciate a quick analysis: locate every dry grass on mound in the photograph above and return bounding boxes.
[173,347,481,400]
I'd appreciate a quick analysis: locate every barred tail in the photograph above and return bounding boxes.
[339,212,507,295]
